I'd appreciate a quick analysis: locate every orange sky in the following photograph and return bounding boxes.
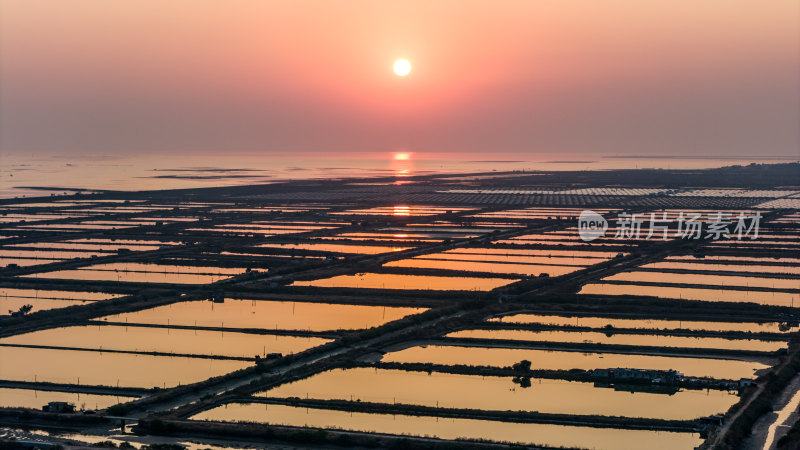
[0,0,798,156]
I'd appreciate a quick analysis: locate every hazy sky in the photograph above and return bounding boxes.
[1,1,798,157]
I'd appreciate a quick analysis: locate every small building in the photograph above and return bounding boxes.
[609,368,682,383]
[42,401,75,413]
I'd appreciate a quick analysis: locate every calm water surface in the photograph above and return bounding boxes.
[447,329,786,352]
[0,346,248,387]
[491,313,798,334]
[383,345,769,379]
[385,259,581,276]
[580,284,799,307]
[0,387,135,410]
[193,402,703,450]
[292,273,515,291]
[260,368,738,420]
[1,325,329,358]
[102,299,425,331]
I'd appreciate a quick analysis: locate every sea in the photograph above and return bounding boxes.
[0,151,796,199]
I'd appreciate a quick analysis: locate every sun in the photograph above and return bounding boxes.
[393,59,411,76]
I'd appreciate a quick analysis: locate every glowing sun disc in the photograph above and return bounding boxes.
[393,59,411,76]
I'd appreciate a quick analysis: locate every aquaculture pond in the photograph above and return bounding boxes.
[1,325,329,359]
[0,288,119,315]
[313,232,444,242]
[8,242,166,252]
[666,255,800,265]
[0,346,248,388]
[427,251,611,265]
[384,258,582,277]
[382,344,769,379]
[257,243,411,254]
[606,271,799,290]
[22,262,248,284]
[193,402,703,450]
[579,284,799,307]
[491,313,799,334]
[0,388,135,410]
[260,368,738,420]
[647,261,800,275]
[0,258,62,267]
[331,206,474,216]
[67,238,183,246]
[446,329,786,352]
[101,299,426,331]
[292,273,516,291]
[0,249,111,259]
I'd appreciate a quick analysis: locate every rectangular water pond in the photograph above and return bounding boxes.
[647,261,800,275]
[102,299,426,331]
[8,242,166,252]
[185,225,334,235]
[68,238,183,246]
[1,324,329,359]
[446,329,786,352]
[0,288,119,315]
[385,258,582,277]
[292,273,516,291]
[331,206,474,216]
[1,258,62,267]
[260,368,738,420]
[491,313,799,334]
[257,243,411,254]
[382,344,769,379]
[23,262,248,284]
[433,250,613,265]
[667,255,800,265]
[0,346,249,388]
[0,387,136,410]
[606,271,799,290]
[469,208,620,220]
[450,248,624,257]
[579,284,799,307]
[0,249,112,260]
[193,402,702,450]
[314,232,444,242]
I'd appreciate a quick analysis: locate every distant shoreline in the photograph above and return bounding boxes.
[604,155,800,160]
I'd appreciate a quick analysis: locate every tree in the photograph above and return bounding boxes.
[10,304,33,316]
[512,359,532,372]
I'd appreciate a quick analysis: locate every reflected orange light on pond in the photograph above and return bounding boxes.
[393,206,411,216]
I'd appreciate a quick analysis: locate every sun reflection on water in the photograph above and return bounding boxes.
[392,206,411,216]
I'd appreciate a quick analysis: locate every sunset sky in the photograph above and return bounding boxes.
[1,0,798,157]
